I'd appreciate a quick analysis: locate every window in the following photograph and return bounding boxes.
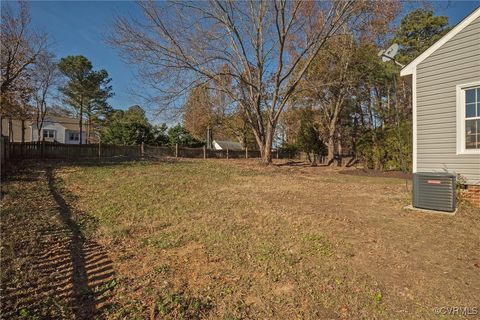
[465,88,480,149]
[457,83,480,154]
[69,132,80,141]
[43,129,55,139]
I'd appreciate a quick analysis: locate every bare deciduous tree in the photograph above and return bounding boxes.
[290,1,400,165]
[1,1,47,140]
[109,0,366,164]
[31,52,60,142]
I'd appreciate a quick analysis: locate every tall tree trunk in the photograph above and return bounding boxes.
[326,99,343,165]
[79,116,83,144]
[337,130,343,167]
[37,109,46,143]
[21,120,25,143]
[326,117,337,165]
[260,122,274,165]
[262,144,272,164]
[87,116,91,144]
[79,100,83,145]
[327,133,335,165]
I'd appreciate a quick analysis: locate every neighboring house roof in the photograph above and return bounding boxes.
[32,116,85,132]
[401,6,480,76]
[213,140,243,151]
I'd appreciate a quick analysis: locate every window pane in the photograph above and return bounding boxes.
[466,135,476,149]
[466,89,476,103]
[466,119,476,134]
[43,129,53,138]
[477,103,480,118]
[477,134,480,149]
[466,119,478,149]
[477,88,480,101]
[466,103,476,118]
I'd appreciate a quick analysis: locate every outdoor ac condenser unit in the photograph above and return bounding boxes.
[412,172,456,212]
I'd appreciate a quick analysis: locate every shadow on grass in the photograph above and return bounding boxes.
[1,166,116,319]
[46,167,99,318]
[274,160,330,167]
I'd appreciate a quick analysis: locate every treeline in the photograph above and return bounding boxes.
[2,1,454,170]
[180,8,450,170]
[100,105,202,147]
[278,8,450,170]
[109,1,452,168]
[0,1,207,149]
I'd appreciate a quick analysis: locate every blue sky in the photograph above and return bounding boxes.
[4,0,480,121]
[25,1,143,113]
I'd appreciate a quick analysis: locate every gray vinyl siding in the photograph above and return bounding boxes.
[416,16,480,185]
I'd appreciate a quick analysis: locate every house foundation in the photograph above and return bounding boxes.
[460,185,480,207]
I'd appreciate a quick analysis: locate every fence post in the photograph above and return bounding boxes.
[98,140,102,157]
[245,147,248,159]
[226,147,229,159]
[276,149,279,159]
[141,142,144,158]
[41,141,44,159]
[203,145,206,159]
[175,143,178,158]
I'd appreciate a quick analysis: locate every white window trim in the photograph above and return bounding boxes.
[412,70,417,172]
[43,129,56,139]
[456,81,480,155]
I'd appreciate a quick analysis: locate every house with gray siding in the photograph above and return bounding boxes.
[401,7,480,189]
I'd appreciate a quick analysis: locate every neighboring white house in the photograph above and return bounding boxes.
[0,118,32,142]
[400,7,480,186]
[30,116,86,144]
[212,140,243,151]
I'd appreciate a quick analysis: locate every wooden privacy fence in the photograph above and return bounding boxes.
[144,145,293,160]
[1,136,6,176]
[2,141,299,161]
[6,142,141,159]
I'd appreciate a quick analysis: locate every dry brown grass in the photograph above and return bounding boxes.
[1,159,479,319]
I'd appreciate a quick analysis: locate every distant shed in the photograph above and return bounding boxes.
[212,140,243,151]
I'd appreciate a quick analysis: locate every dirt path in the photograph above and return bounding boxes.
[1,165,116,319]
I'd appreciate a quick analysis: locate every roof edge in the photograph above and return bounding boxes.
[400,6,480,77]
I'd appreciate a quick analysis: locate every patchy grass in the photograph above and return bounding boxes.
[2,159,479,319]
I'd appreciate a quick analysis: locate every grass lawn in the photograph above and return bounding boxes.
[1,159,479,319]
